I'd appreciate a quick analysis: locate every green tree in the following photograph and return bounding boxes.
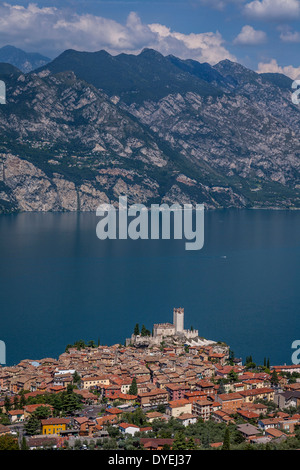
[271,369,279,386]
[218,380,226,395]
[21,436,29,450]
[222,428,230,450]
[13,395,19,410]
[24,415,41,436]
[103,438,117,450]
[228,369,238,383]
[4,395,11,413]
[187,437,198,450]
[156,404,166,413]
[228,349,235,366]
[141,325,150,337]
[202,433,210,449]
[19,390,27,409]
[87,340,96,348]
[0,434,19,450]
[73,371,81,385]
[75,339,86,350]
[173,431,188,450]
[134,324,140,336]
[129,377,138,396]
[33,405,51,420]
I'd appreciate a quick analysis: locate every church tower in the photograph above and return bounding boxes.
[173,308,184,333]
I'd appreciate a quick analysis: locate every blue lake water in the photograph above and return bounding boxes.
[0,209,299,367]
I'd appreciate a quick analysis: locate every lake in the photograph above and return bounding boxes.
[0,209,299,366]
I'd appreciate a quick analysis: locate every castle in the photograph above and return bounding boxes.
[126,308,199,347]
[153,308,199,340]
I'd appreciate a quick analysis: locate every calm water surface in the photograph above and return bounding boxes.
[0,209,299,366]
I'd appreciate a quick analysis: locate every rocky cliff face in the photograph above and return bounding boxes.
[0,49,299,213]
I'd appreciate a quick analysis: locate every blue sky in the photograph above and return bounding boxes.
[0,0,300,78]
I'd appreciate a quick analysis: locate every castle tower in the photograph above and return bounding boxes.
[173,308,184,333]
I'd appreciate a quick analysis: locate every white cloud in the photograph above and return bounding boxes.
[0,3,235,64]
[280,30,300,42]
[233,25,267,45]
[148,24,236,64]
[244,0,300,20]
[257,59,300,79]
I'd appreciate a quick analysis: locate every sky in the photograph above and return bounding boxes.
[0,0,300,78]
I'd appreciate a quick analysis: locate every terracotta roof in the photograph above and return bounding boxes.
[168,399,190,408]
[119,422,140,429]
[41,418,69,425]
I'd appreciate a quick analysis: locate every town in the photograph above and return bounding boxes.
[0,308,300,451]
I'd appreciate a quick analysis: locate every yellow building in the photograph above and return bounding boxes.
[166,399,192,418]
[239,387,275,403]
[82,375,110,389]
[41,418,70,435]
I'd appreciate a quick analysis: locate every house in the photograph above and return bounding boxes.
[258,418,281,432]
[184,391,208,403]
[211,410,235,424]
[119,423,140,436]
[224,382,245,394]
[96,415,118,427]
[192,399,213,421]
[73,389,99,404]
[82,375,110,390]
[236,409,259,422]
[165,384,190,401]
[214,365,243,379]
[8,409,25,423]
[137,389,169,408]
[208,352,227,365]
[236,424,261,441]
[166,399,192,418]
[26,436,58,450]
[195,380,215,395]
[216,392,244,414]
[265,428,287,440]
[240,402,268,416]
[146,411,166,423]
[0,424,11,436]
[41,418,70,435]
[79,419,96,437]
[274,391,300,410]
[279,417,300,434]
[177,413,197,427]
[239,387,274,403]
[105,407,124,417]
[140,438,174,450]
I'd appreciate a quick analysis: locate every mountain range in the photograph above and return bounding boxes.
[0,45,51,73]
[0,47,299,213]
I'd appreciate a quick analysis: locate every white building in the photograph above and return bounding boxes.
[119,423,140,435]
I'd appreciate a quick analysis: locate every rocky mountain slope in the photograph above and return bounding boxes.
[0,48,299,213]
